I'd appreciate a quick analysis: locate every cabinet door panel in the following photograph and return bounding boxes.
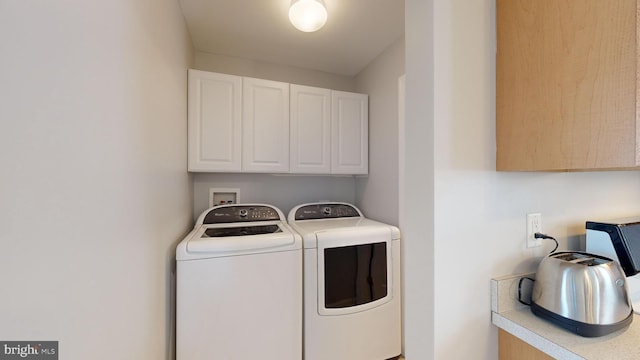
[242,78,290,173]
[188,70,241,172]
[290,85,331,174]
[498,330,553,360]
[332,91,368,174]
[496,0,638,170]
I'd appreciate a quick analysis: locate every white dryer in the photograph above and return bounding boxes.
[287,202,401,360]
[176,204,302,360]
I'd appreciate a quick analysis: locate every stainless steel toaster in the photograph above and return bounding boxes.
[531,251,633,337]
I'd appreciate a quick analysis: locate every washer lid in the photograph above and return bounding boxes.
[202,224,282,237]
[186,222,296,254]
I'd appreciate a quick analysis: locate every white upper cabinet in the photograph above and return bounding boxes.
[242,77,290,173]
[187,69,368,175]
[290,85,331,174]
[188,69,242,172]
[331,91,368,175]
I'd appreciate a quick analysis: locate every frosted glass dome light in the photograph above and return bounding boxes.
[289,0,327,32]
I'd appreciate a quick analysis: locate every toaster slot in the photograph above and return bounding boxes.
[575,258,606,266]
[554,252,608,266]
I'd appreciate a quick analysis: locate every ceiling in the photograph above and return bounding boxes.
[178,0,405,76]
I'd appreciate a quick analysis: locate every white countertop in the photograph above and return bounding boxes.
[491,274,640,360]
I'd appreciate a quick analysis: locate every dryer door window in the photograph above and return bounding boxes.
[324,242,387,308]
[316,227,393,316]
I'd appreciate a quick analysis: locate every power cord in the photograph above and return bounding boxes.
[534,232,558,254]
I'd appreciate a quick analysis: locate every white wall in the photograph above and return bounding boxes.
[0,1,193,359]
[404,0,640,359]
[193,173,356,218]
[354,37,405,226]
[403,0,436,358]
[195,51,356,91]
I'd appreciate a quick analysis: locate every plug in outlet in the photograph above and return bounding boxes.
[526,213,542,248]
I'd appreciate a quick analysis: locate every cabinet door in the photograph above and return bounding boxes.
[498,329,553,360]
[242,77,290,173]
[188,70,242,172]
[331,91,368,174]
[496,0,638,171]
[290,85,331,174]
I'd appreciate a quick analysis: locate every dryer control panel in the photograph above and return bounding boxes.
[203,205,281,224]
[293,203,361,220]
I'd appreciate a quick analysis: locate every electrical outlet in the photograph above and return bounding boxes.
[526,213,542,248]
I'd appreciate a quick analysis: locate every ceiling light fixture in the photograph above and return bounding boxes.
[288,0,327,33]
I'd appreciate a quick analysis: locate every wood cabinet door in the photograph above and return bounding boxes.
[498,329,554,360]
[188,70,242,172]
[496,0,638,171]
[242,77,290,173]
[331,91,368,174]
[290,84,331,174]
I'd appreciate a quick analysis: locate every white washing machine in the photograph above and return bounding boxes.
[176,204,302,360]
[287,202,401,360]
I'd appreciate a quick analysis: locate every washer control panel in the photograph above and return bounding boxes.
[203,205,281,224]
[293,203,361,220]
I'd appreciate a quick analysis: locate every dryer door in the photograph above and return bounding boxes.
[316,226,393,316]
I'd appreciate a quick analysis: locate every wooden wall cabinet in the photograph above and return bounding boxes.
[496,0,640,171]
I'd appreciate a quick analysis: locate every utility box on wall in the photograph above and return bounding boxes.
[209,188,241,208]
